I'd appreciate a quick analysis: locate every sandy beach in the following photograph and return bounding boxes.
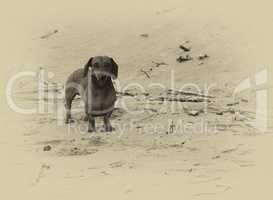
[0,0,272,199]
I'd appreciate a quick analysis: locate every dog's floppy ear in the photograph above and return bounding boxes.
[83,57,93,77]
[110,58,118,79]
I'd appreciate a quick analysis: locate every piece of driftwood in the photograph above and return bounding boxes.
[166,89,215,98]
[149,96,211,103]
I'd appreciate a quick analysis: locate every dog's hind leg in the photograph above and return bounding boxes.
[84,103,96,132]
[65,88,78,124]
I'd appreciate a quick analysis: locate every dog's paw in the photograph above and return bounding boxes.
[88,128,96,133]
[105,126,115,132]
[88,125,96,133]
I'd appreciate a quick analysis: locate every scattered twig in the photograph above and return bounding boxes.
[227,102,239,106]
[109,161,125,168]
[193,186,231,197]
[40,29,58,39]
[221,147,238,154]
[176,55,193,63]
[198,54,209,60]
[140,69,151,79]
[152,61,168,67]
[179,44,191,52]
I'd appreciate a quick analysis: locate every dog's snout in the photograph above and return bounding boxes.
[94,71,107,81]
[95,72,102,80]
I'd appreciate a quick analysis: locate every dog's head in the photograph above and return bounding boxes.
[83,56,118,86]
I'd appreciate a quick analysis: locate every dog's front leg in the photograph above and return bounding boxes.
[87,114,96,132]
[103,112,113,132]
[65,108,72,124]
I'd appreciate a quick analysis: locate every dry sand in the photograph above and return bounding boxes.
[0,0,272,199]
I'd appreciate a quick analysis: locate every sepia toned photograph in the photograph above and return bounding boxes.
[0,0,272,199]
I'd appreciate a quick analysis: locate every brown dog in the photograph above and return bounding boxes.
[65,56,118,132]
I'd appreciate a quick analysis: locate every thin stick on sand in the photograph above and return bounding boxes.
[140,69,151,79]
